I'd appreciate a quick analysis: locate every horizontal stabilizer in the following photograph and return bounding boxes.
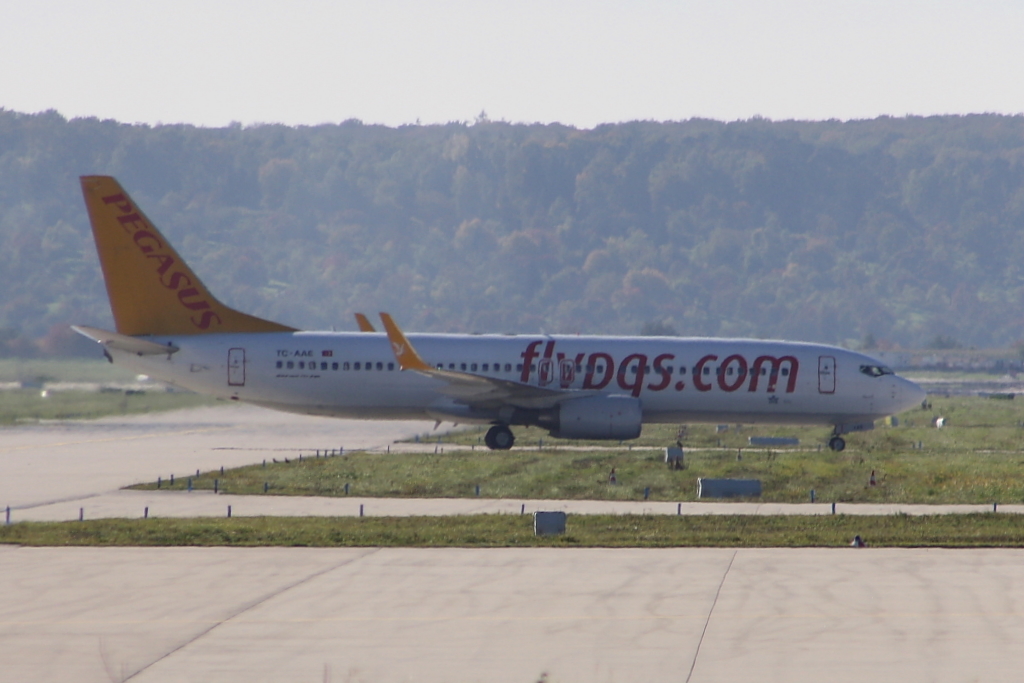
[72,325,179,356]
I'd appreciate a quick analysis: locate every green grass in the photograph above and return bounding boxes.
[3,514,1024,548]
[131,396,1024,505]
[0,358,140,384]
[0,389,217,426]
[0,358,217,425]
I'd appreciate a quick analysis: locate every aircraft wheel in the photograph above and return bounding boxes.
[828,436,846,452]
[486,425,515,450]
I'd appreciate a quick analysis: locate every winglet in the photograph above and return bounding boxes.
[379,313,431,371]
[354,313,376,332]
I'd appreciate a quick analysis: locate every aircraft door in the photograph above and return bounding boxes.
[537,358,555,386]
[228,348,246,386]
[818,355,835,394]
[559,358,575,388]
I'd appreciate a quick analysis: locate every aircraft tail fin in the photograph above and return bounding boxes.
[80,176,296,336]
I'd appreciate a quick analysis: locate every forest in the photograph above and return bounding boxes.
[1,109,1024,356]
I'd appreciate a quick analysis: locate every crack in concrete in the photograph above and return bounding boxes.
[121,548,382,682]
[685,550,736,683]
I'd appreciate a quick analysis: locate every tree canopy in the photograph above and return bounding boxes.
[2,109,1023,355]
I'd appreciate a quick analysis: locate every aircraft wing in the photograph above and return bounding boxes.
[379,313,582,410]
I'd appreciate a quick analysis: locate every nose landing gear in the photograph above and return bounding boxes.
[484,425,515,450]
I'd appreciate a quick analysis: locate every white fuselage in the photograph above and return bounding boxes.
[110,331,925,428]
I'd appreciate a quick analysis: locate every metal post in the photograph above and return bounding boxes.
[79,507,84,521]
[831,502,836,515]
[521,504,525,515]
[157,476,161,489]
[344,483,350,495]
[475,485,480,496]
[227,505,232,518]
[810,489,816,503]
[187,478,192,492]
[677,503,681,515]
[264,482,268,493]
[214,479,219,494]
[359,504,364,517]
[644,487,650,500]
[5,506,9,525]
[170,474,174,485]
[144,507,148,519]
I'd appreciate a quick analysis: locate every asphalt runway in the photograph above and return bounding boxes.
[3,405,1024,681]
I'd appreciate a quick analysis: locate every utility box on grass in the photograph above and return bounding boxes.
[698,478,762,499]
[534,511,567,536]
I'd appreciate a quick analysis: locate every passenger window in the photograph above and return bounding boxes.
[287,361,294,369]
[505,364,512,372]
[680,367,686,375]
[276,361,282,369]
[781,368,789,376]
[596,365,604,373]
[471,363,478,371]
[354,362,361,370]
[343,362,350,370]
[388,362,394,371]
[376,362,383,371]
[586,365,594,373]
[321,362,328,370]
[366,362,372,371]
[449,363,455,370]
[299,361,305,369]
[727,367,734,376]
[703,367,710,375]
[517,364,523,371]
[461,363,467,371]
[631,365,638,373]
[482,364,489,372]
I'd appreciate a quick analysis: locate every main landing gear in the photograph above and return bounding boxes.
[827,436,846,452]
[485,425,515,451]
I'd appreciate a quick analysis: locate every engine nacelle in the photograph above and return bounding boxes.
[553,395,643,440]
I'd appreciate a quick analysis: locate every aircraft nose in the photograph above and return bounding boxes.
[898,376,927,412]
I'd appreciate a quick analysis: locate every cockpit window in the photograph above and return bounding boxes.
[859,364,894,378]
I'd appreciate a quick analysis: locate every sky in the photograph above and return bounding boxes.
[2,0,1023,129]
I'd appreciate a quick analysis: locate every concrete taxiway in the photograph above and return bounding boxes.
[3,545,1024,683]
[3,405,1024,682]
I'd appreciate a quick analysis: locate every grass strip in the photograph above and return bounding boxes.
[131,396,1024,505]
[3,513,1024,548]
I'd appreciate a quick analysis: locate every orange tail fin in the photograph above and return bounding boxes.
[80,176,295,336]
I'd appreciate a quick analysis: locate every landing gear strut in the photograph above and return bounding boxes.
[485,425,515,450]
[828,435,846,452]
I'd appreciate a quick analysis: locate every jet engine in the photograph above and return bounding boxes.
[552,395,643,440]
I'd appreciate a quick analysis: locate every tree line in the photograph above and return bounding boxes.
[1,109,1023,356]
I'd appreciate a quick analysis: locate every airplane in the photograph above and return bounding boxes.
[73,175,927,452]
